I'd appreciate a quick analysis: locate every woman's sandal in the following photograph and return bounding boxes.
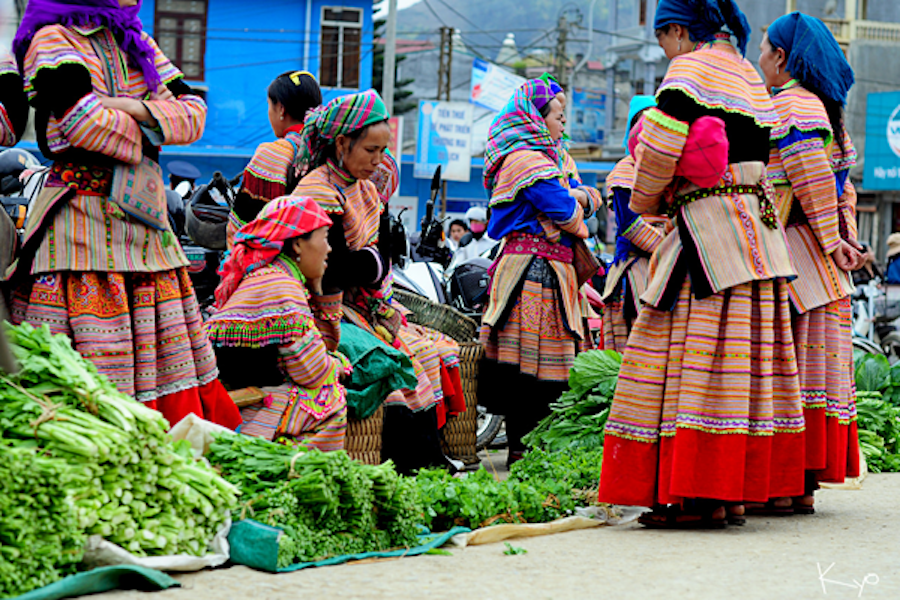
[637,503,728,530]
[726,503,746,526]
[743,499,795,517]
[793,495,816,515]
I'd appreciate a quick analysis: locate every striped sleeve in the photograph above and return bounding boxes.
[622,215,665,254]
[630,108,689,215]
[838,180,858,242]
[0,104,13,147]
[278,328,345,390]
[776,128,842,254]
[57,91,143,163]
[143,94,206,145]
[24,26,144,162]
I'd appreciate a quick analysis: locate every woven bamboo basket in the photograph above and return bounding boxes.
[345,405,384,465]
[392,289,481,465]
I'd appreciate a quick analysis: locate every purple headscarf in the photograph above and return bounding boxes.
[13,0,161,89]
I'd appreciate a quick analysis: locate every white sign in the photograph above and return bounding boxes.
[414,100,473,182]
[888,103,900,158]
[470,58,526,112]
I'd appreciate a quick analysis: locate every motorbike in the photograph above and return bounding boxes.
[852,279,900,363]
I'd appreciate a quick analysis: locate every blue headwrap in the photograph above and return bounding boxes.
[654,0,751,56]
[767,12,855,106]
[623,95,657,149]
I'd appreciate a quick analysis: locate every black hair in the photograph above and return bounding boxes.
[449,218,468,232]
[267,71,322,123]
[628,107,652,132]
[539,101,555,118]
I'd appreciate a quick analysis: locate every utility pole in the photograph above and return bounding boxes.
[436,26,453,218]
[555,16,569,85]
[382,0,398,110]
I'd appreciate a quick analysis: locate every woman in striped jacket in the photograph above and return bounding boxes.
[9,0,241,430]
[758,12,862,515]
[597,0,805,528]
[207,196,349,450]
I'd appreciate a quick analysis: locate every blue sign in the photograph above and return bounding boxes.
[864,90,900,190]
[414,100,473,182]
[569,87,606,144]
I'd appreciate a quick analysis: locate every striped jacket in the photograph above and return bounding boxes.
[630,41,796,307]
[19,24,206,275]
[767,84,857,313]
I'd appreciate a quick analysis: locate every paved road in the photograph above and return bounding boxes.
[102,471,899,600]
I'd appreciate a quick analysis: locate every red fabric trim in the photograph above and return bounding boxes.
[803,406,860,483]
[442,365,466,416]
[146,379,243,430]
[284,123,305,136]
[599,429,806,507]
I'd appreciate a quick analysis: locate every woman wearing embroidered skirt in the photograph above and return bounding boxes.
[601,96,667,353]
[207,196,349,450]
[8,0,241,429]
[758,12,862,514]
[293,90,461,472]
[479,79,593,465]
[597,0,805,528]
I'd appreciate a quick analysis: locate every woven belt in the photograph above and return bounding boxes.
[666,184,778,229]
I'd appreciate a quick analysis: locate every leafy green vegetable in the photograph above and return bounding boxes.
[855,390,900,473]
[0,444,87,598]
[503,543,527,555]
[855,353,891,393]
[524,350,621,451]
[207,433,421,567]
[0,322,238,580]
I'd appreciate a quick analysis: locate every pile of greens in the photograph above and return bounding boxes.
[0,323,239,596]
[854,353,900,472]
[207,433,421,568]
[523,350,622,451]
[414,447,604,530]
[0,444,86,598]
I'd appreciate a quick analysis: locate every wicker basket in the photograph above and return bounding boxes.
[440,341,482,465]
[345,405,384,465]
[392,289,482,465]
[393,289,477,343]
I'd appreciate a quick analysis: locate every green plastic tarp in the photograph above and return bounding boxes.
[228,519,469,573]
[15,565,179,600]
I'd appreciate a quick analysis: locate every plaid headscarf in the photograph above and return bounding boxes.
[298,89,390,174]
[215,195,332,307]
[767,12,854,106]
[484,79,561,196]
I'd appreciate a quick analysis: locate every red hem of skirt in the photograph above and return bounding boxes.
[145,379,242,430]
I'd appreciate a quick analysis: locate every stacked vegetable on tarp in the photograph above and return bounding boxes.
[207,433,421,568]
[524,350,621,451]
[853,352,900,472]
[0,323,239,598]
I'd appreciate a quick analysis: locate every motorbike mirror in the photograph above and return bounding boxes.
[430,166,442,192]
[586,216,600,237]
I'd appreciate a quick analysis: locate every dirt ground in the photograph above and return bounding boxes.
[100,462,899,600]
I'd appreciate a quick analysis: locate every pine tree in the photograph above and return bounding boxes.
[373,16,417,115]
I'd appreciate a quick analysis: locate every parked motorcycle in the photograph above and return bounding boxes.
[852,279,900,363]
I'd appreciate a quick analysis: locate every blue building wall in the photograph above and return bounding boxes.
[138,0,374,154]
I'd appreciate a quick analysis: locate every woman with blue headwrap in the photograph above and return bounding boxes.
[758,12,862,515]
[600,95,668,353]
[597,0,805,529]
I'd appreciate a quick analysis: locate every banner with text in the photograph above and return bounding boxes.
[414,100,473,182]
[865,90,900,190]
[470,58,526,113]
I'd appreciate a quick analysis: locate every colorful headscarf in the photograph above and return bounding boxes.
[538,72,564,97]
[215,195,332,307]
[13,0,160,88]
[654,0,751,56]
[298,89,390,174]
[484,79,561,195]
[623,95,657,150]
[767,12,855,106]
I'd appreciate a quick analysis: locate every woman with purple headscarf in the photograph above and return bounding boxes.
[7,0,241,431]
[479,79,594,465]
